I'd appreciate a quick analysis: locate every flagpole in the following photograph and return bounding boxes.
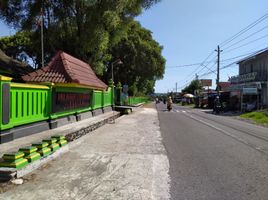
[41,5,44,68]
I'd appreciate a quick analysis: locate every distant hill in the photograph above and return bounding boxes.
[0,49,34,81]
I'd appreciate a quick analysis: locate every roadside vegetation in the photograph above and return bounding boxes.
[0,0,164,95]
[240,110,268,126]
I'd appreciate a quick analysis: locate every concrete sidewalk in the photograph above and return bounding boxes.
[0,111,119,158]
[0,107,170,200]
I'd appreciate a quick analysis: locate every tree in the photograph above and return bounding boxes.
[0,0,165,94]
[0,0,161,72]
[107,21,165,95]
[0,31,40,67]
[0,48,33,80]
[182,79,202,94]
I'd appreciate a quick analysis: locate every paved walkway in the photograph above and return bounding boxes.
[0,111,117,157]
[0,107,170,200]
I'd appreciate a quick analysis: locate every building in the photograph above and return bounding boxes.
[0,51,112,143]
[228,48,268,110]
[0,49,33,81]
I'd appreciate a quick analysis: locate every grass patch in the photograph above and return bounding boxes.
[240,110,268,125]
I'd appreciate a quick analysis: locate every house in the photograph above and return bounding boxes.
[228,48,268,110]
[0,49,33,81]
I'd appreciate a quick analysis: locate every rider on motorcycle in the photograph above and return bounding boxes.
[213,96,221,114]
[167,96,173,111]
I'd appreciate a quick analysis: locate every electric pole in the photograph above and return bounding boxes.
[40,3,44,68]
[175,82,178,94]
[215,45,222,95]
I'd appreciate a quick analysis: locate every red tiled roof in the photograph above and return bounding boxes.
[218,82,231,89]
[22,51,107,90]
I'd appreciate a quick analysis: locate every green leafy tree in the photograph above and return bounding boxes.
[182,79,202,94]
[0,0,160,71]
[0,0,165,94]
[107,21,165,95]
[0,31,42,68]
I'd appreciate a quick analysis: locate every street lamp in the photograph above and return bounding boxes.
[111,59,123,123]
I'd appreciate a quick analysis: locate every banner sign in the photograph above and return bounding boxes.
[200,79,212,87]
[243,87,258,95]
[228,72,257,84]
[53,92,90,113]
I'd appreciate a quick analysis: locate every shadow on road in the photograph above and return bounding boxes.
[201,109,242,117]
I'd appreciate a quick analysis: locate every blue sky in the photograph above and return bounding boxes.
[136,0,268,92]
[0,1,268,93]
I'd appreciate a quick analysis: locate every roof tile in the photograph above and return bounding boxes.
[22,51,107,90]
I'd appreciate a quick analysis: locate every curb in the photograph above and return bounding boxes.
[0,112,121,181]
[0,145,69,181]
[65,112,120,142]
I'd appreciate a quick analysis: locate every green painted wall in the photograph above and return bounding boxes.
[50,86,93,119]
[10,87,50,127]
[0,80,113,131]
[128,97,149,105]
[92,90,103,110]
[103,88,112,107]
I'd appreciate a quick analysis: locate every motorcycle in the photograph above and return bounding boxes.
[214,105,222,114]
[167,104,172,111]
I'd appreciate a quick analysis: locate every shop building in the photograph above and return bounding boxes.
[228,48,268,110]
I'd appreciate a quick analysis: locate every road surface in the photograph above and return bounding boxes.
[0,107,170,200]
[157,102,268,200]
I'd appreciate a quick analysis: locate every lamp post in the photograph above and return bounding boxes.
[111,59,123,123]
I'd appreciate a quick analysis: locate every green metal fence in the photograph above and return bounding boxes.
[9,83,50,128]
[128,96,149,106]
[103,88,112,107]
[0,76,114,132]
[92,90,103,110]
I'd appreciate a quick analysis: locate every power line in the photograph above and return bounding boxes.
[220,13,268,47]
[178,59,217,89]
[199,47,268,78]
[166,53,253,69]
[177,47,268,89]
[179,50,216,83]
[178,13,268,89]
[177,54,217,89]
[223,25,268,50]
[223,33,268,54]
[199,62,217,78]
[199,61,237,78]
[221,49,268,62]
[166,62,211,68]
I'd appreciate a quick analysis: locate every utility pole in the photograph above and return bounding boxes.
[215,45,222,95]
[175,82,178,94]
[40,2,44,68]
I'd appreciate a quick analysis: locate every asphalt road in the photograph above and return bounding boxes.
[156,102,268,200]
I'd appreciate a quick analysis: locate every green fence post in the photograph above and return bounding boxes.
[0,75,12,131]
[102,90,104,108]
[42,82,54,120]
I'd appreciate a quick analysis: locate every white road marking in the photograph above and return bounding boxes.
[183,112,267,155]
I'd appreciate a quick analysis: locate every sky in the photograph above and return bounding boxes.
[136,0,268,93]
[0,1,268,93]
